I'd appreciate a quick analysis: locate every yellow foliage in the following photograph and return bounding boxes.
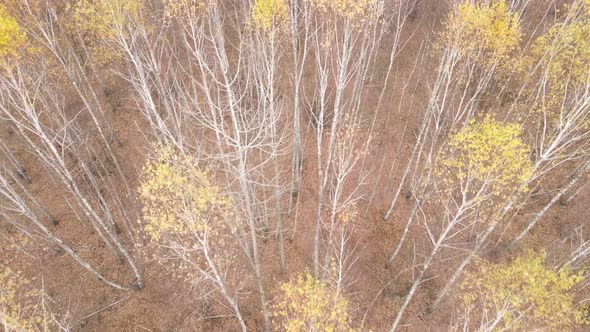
[0,6,26,64]
[439,116,533,198]
[139,144,231,241]
[460,251,588,331]
[308,0,377,24]
[443,0,521,69]
[337,204,357,224]
[251,0,289,31]
[164,0,206,22]
[72,0,141,37]
[272,272,354,332]
[531,0,590,90]
[69,0,142,66]
[511,1,590,133]
[0,266,46,331]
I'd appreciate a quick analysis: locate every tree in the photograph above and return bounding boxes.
[307,0,384,276]
[388,116,533,331]
[69,0,143,66]
[15,0,130,181]
[431,0,590,308]
[511,157,590,245]
[0,167,138,291]
[0,265,60,331]
[249,0,291,272]
[507,0,590,242]
[438,116,533,197]
[383,0,523,221]
[251,0,289,32]
[456,251,588,331]
[139,143,247,331]
[272,271,354,332]
[116,0,282,328]
[444,0,521,70]
[0,20,143,289]
[0,69,143,291]
[530,0,590,90]
[285,0,312,217]
[321,116,370,275]
[561,225,590,270]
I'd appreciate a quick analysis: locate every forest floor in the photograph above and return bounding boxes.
[1,0,588,331]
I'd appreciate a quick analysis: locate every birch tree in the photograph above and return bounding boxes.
[271,271,354,331]
[388,116,533,331]
[383,0,523,222]
[139,144,248,331]
[433,0,590,306]
[0,24,143,289]
[249,0,290,272]
[307,0,385,275]
[455,251,588,331]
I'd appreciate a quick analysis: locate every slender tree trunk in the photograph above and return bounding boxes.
[512,159,590,245]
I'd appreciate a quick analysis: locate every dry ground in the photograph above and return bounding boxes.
[1,0,588,331]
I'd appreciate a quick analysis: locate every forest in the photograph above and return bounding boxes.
[0,0,589,331]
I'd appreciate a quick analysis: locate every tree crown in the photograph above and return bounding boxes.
[140,144,231,241]
[251,0,289,31]
[0,6,26,62]
[443,0,521,67]
[440,116,533,197]
[272,271,354,332]
[461,251,588,331]
[69,0,142,65]
[309,0,378,24]
[531,0,590,89]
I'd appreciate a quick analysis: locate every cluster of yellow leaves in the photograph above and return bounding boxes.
[337,204,357,224]
[443,0,521,69]
[0,5,26,64]
[526,0,590,126]
[164,0,206,23]
[0,266,46,331]
[308,0,377,24]
[272,272,354,332]
[140,143,231,241]
[440,116,533,197]
[251,0,289,32]
[72,0,142,36]
[69,0,142,66]
[531,0,590,88]
[461,251,588,331]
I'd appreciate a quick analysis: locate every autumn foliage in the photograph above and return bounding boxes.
[442,0,521,69]
[460,251,588,331]
[272,272,354,332]
[439,116,533,198]
[251,0,289,31]
[531,0,590,88]
[69,0,142,65]
[0,6,26,63]
[0,0,589,331]
[0,266,52,331]
[140,144,232,242]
